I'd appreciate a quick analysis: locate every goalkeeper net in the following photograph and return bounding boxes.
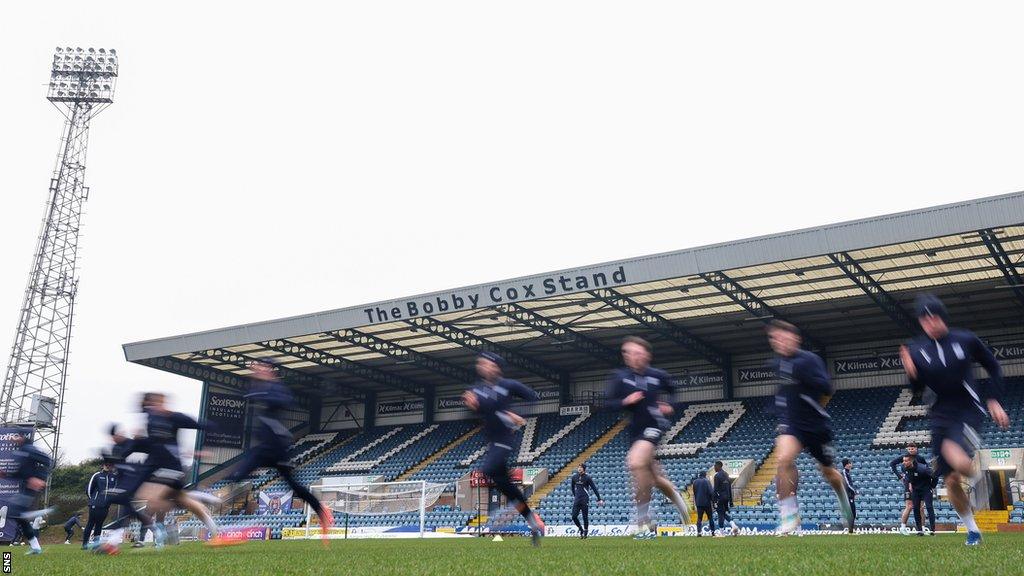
[308,480,448,537]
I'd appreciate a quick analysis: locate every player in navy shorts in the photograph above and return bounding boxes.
[605,336,690,539]
[463,352,546,545]
[767,320,853,534]
[899,294,1009,546]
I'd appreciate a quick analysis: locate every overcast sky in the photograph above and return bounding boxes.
[2,2,1023,463]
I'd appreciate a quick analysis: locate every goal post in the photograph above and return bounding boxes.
[307,480,448,539]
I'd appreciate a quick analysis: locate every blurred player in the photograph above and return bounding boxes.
[899,294,1009,546]
[462,352,546,545]
[605,336,691,539]
[1,431,52,555]
[224,360,334,540]
[132,393,236,547]
[767,321,853,535]
[889,443,927,534]
[93,425,160,554]
[569,463,603,539]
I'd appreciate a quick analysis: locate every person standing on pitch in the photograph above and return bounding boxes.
[82,461,118,549]
[605,336,691,540]
[901,454,935,535]
[713,461,739,536]
[890,443,927,533]
[692,472,715,536]
[841,459,857,533]
[570,463,603,539]
[462,352,546,545]
[767,320,853,535]
[1,431,52,555]
[225,360,334,541]
[899,293,1008,546]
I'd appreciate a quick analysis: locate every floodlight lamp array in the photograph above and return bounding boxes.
[47,47,118,103]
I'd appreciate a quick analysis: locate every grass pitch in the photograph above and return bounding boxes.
[18,533,1024,576]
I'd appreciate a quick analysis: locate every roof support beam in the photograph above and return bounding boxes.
[493,303,620,367]
[698,271,826,352]
[406,316,565,385]
[588,288,729,368]
[827,252,918,335]
[137,357,250,394]
[326,329,475,385]
[978,228,1024,311]
[257,339,424,397]
[191,348,364,403]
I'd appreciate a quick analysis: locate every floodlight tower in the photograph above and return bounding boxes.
[1,47,118,461]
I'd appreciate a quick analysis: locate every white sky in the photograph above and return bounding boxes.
[1,2,1023,463]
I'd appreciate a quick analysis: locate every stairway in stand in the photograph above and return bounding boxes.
[527,420,629,509]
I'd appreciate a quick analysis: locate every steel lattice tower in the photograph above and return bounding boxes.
[1,47,118,460]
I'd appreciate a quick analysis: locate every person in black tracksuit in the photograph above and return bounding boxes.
[901,455,935,535]
[569,463,603,538]
[463,351,545,545]
[841,458,857,533]
[767,320,852,534]
[889,445,927,530]
[899,294,1009,546]
[605,336,691,536]
[82,462,118,548]
[713,461,738,534]
[2,431,51,555]
[225,360,333,536]
[692,473,715,536]
[63,512,82,543]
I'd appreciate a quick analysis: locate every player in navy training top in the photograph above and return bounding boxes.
[225,360,334,539]
[889,443,928,532]
[462,351,546,545]
[133,392,235,547]
[901,454,935,535]
[91,425,160,554]
[766,320,853,535]
[1,430,52,555]
[898,294,1010,546]
[605,336,691,538]
[841,459,857,534]
[569,463,603,538]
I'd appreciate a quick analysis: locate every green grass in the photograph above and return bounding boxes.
[17,534,1024,576]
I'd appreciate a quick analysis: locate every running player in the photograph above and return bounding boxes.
[93,425,161,554]
[132,393,235,547]
[767,320,853,535]
[899,294,1009,546]
[1,430,52,555]
[462,352,546,545]
[224,360,334,540]
[569,463,603,539]
[605,336,691,539]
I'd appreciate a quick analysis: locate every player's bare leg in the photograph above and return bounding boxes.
[774,434,802,534]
